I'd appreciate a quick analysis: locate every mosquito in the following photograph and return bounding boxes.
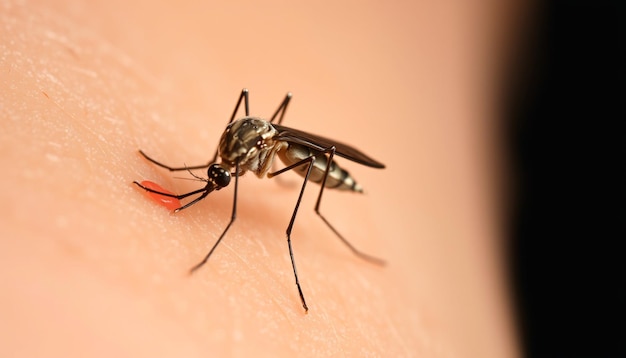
[133,89,385,312]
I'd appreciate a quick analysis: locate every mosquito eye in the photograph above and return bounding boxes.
[208,164,231,187]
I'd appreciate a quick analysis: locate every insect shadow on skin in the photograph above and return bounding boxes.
[133,88,386,312]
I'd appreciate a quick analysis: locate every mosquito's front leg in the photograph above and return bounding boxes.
[188,161,240,274]
[269,92,292,125]
[137,88,252,172]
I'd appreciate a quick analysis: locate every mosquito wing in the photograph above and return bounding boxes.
[273,124,385,169]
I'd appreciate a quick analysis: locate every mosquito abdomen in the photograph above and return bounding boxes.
[277,143,363,193]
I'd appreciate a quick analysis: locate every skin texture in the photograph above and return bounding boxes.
[0,0,522,356]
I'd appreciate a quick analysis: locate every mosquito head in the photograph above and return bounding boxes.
[218,117,278,173]
[207,164,231,189]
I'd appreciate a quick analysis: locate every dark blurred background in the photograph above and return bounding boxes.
[508,1,624,356]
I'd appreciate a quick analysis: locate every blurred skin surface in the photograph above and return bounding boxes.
[0,0,521,356]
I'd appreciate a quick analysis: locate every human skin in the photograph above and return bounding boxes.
[0,0,521,357]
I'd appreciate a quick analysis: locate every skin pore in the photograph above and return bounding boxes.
[0,0,521,356]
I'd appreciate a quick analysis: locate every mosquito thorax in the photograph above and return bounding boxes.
[218,117,280,174]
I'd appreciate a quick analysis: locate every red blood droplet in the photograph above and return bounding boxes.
[139,180,181,211]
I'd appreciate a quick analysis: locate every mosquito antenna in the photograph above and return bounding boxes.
[173,176,206,182]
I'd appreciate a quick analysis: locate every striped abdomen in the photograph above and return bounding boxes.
[277,143,363,192]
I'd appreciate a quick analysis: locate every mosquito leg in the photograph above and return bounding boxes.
[189,161,240,274]
[173,191,211,213]
[268,92,294,184]
[137,89,251,172]
[138,150,212,171]
[271,147,384,265]
[233,88,250,118]
[133,181,208,200]
[133,181,215,213]
[285,156,315,313]
[269,92,292,125]
[268,92,293,179]
[269,149,297,189]
[269,155,319,312]
[315,147,386,266]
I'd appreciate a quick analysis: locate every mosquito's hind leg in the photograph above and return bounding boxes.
[313,148,386,266]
